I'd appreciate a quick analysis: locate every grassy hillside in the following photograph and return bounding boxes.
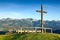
[0,33,60,40]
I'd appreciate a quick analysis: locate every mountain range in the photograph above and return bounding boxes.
[0,18,60,33]
[0,18,60,29]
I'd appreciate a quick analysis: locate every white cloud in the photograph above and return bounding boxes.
[0,11,23,19]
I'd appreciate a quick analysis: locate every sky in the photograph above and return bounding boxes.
[0,0,60,20]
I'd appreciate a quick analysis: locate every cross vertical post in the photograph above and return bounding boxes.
[36,4,47,33]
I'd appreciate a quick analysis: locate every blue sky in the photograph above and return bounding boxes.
[0,0,60,20]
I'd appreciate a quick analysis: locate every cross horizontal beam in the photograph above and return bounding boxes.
[36,10,47,13]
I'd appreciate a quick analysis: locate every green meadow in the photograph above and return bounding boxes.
[0,33,60,40]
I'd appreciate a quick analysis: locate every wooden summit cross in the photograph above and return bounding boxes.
[36,4,47,33]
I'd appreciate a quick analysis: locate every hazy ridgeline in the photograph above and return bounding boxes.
[0,18,60,33]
